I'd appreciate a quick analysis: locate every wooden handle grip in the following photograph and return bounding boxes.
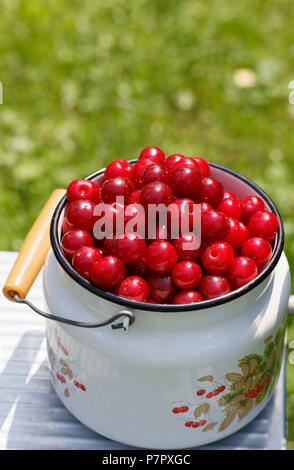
[3,189,66,301]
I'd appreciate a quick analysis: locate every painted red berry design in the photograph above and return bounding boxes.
[192,422,200,428]
[180,406,189,413]
[56,372,66,384]
[172,407,180,414]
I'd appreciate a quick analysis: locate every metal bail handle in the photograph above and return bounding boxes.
[2,189,135,332]
[14,294,135,332]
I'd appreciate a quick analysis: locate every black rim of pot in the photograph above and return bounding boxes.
[50,160,284,312]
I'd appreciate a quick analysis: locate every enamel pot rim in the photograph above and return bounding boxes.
[50,161,284,312]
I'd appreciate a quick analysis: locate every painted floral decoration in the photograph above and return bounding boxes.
[171,315,287,433]
[46,326,87,398]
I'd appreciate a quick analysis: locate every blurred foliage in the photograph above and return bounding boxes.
[1,0,294,447]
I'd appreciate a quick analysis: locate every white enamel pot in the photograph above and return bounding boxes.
[3,161,290,449]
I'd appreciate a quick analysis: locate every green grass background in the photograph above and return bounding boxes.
[1,0,294,447]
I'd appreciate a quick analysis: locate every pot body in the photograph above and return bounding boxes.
[43,249,290,449]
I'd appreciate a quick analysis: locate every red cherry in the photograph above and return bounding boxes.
[79,384,86,391]
[139,181,174,209]
[200,177,224,207]
[192,157,210,177]
[172,233,202,261]
[101,177,135,204]
[199,275,232,300]
[115,276,149,302]
[170,166,203,200]
[127,189,142,205]
[223,190,239,201]
[96,246,106,257]
[173,157,201,171]
[126,257,151,278]
[164,154,184,172]
[201,241,234,274]
[224,217,248,249]
[132,158,154,188]
[201,209,229,242]
[196,389,206,396]
[172,261,202,289]
[108,201,125,232]
[201,202,213,214]
[218,197,241,220]
[124,203,146,234]
[228,256,258,289]
[65,199,98,232]
[61,229,94,260]
[90,256,125,291]
[147,273,178,303]
[241,237,272,270]
[146,220,170,245]
[167,198,199,234]
[240,196,266,224]
[102,237,115,254]
[103,235,115,256]
[172,289,203,304]
[141,163,169,186]
[102,234,115,255]
[93,201,125,239]
[62,218,73,234]
[112,233,146,264]
[185,421,192,427]
[104,159,133,180]
[67,179,101,204]
[139,146,165,164]
[72,246,103,280]
[108,201,125,234]
[247,210,279,243]
[145,240,177,274]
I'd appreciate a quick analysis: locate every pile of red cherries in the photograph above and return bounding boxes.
[60,146,279,305]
